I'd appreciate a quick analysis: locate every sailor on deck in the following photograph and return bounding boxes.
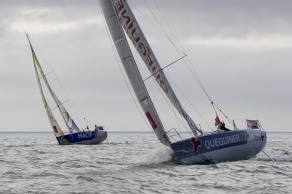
[218,122,231,131]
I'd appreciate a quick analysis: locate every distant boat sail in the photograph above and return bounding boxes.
[100,0,267,164]
[27,34,107,145]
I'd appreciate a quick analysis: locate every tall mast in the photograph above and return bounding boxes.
[27,35,79,134]
[110,0,202,135]
[100,0,170,146]
[27,34,65,137]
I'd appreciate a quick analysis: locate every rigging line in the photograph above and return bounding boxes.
[130,1,165,35]
[143,0,203,135]
[184,56,233,125]
[150,1,202,79]
[129,45,178,132]
[83,117,93,126]
[125,24,186,133]
[28,36,55,72]
[39,71,54,80]
[99,1,151,130]
[261,150,275,162]
[51,99,70,111]
[29,35,86,126]
[183,56,233,123]
[167,75,214,132]
[151,74,189,134]
[148,0,228,121]
[143,0,213,134]
[213,103,233,123]
[51,70,87,125]
[144,54,187,81]
[150,0,186,56]
[143,0,184,57]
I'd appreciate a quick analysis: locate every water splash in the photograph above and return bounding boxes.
[131,146,174,165]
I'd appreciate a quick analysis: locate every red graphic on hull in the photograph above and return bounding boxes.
[146,112,157,130]
[191,137,201,154]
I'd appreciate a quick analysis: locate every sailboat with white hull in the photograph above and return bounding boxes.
[100,0,266,164]
[27,34,107,145]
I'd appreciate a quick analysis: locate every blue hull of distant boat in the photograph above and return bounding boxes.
[171,130,266,164]
[56,130,107,145]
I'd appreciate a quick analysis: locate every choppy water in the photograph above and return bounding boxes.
[0,132,291,193]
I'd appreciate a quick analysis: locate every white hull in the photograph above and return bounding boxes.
[171,130,266,164]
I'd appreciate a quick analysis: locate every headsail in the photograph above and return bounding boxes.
[27,35,80,134]
[111,0,202,136]
[27,35,64,137]
[100,0,170,146]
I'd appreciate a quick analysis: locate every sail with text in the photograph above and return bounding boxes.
[111,0,202,136]
[100,0,171,146]
[100,0,268,165]
[27,35,80,135]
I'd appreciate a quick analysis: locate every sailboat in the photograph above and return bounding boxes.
[27,34,107,145]
[100,0,267,164]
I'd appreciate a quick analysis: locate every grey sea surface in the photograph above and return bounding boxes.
[0,132,291,194]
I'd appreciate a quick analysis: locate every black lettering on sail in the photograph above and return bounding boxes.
[121,10,131,25]
[146,55,154,68]
[126,21,134,35]
[131,28,140,43]
[138,42,146,56]
[160,80,168,93]
[114,0,124,13]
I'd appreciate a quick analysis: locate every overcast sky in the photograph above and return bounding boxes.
[0,0,291,133]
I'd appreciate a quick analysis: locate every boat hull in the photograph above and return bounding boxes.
[56,130,107,145]
[171,130,266,164]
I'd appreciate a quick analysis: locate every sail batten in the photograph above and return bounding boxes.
[100,0,170,146]
[111,0,202,136]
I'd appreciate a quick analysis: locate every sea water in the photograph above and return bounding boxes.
[0,132,291,193]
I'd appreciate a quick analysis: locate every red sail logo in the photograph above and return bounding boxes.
[113,0,168,94]
[146,112,157,130]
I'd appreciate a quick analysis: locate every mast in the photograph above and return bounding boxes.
[110,0,202,136]
[27,35,79,134]
[27,34,65,137]
[100,0,170,146]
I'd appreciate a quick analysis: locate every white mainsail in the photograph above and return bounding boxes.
[110,0,202,136]
[100,0,170,146]
[27,35,80,135]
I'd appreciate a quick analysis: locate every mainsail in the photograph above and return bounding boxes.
[100,0,170,146]
[104,0,202,136]
[27,35,80,135]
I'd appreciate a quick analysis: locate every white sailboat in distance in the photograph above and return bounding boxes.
[27,34,107,145]
[100,0,267,164]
